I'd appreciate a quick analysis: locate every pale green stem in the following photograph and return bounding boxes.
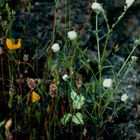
[101,7,127,65]
[95,13,102,111]
[116,43,138,77]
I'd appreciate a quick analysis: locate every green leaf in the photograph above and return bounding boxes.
[70,90,77,101]
[8,94,14,108]
[0,120,6,128]
[71,90,85,110]
[72,95,85,109]
[6,3,10,14]
[0,0,5,7]
[27,2,31,12]
[61,113,72,125]
[72,113,84,125]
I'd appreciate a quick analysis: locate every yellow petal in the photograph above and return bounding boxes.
[6,39,21,50]
[31,91,40,103]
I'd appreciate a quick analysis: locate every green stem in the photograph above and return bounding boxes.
[95,14,102,111]
[116,43,138,77]
[101,7,127,65]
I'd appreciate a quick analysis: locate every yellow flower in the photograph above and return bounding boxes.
[6,38,21,50]
[31,91,40,103]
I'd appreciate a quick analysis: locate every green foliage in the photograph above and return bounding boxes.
[70,90,85,110]
[0,0,139,140]
[0,0,5,8]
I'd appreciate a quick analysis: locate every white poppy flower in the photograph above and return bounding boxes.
[103,78,113,88]
[67,31,78,40]
[51,43,60,52]
[121,94,128,102]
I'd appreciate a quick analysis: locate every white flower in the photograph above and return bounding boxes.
[103,78,113,88]
[51,43,60,52]
[67,31,78,40]
[121,94,128,102]
[125,0,135,8]
[62,74,69,81]
[131,56,138,61]
[91,2,104,13]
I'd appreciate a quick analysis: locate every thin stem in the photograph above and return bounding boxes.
[101,7,127,65]
[116,43,138,77]
[95,14,100,65]
[111,8,127,30]
[95,13,102,112]
[52,6,57,43]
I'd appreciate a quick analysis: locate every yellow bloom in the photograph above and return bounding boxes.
[6,38,21,50]
[31,91,40,103]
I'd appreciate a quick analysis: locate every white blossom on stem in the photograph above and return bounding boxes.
[121,94,128,102]
[125,0,135,8]
[103,78,113,88]
[51,43,60,53]
[62,74,69,81]
[67,31,78,40]
[91,2,104,13]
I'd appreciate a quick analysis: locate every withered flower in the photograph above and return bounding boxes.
[9,87,15,95]
[107,116,114,123]
[49,79,58,98]
[17,73,25,85]
[69,68,74,78]
[27,78,37,90]
[76,75,83,90]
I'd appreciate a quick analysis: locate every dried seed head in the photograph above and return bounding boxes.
[69,68,74,78]
[9,87,15,95]
[17,73,25,85]
[49,79,58,98]
[27,78,37,90]
[76,75,83,90]
[107,116,114,123]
